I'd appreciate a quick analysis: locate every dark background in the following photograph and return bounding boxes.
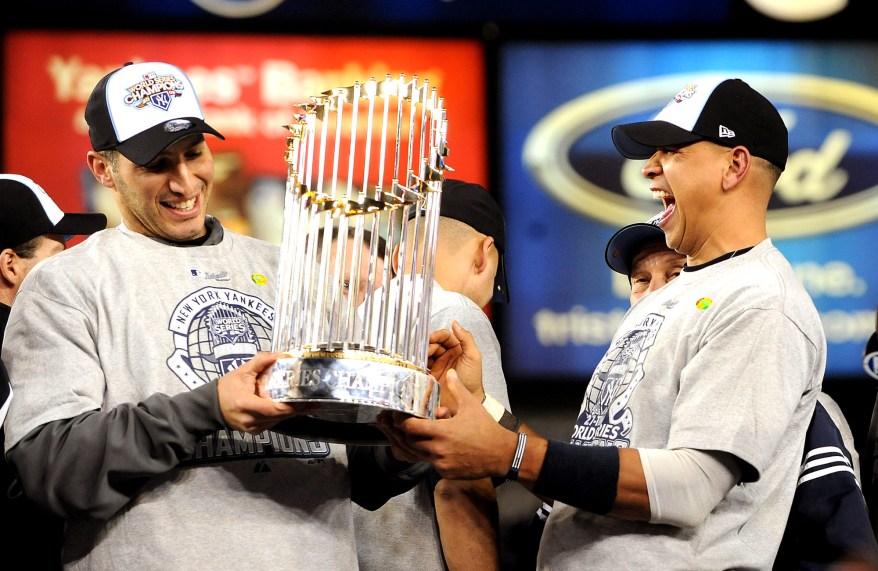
[3,2,877,568]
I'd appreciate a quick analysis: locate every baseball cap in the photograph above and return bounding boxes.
[604,214,667,276]
[0,174,107,252]
[410,179,509,303]
[85,61,224,166]
[611,78,788,171]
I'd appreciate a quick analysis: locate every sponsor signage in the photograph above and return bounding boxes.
[499,41,878,380]
[2,31,488,244]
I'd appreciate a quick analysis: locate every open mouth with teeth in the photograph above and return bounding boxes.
[652,190,676,227]
[163,197,197,211]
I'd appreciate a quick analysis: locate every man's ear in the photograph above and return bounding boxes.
[475,236,493,274]
[723,146,751,191]
[87,151,116,190]
[0,248,21,287]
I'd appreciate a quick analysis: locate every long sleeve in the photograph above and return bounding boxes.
[6,382,225,520]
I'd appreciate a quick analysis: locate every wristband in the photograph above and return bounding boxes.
[506,432,528,482]
[482,393,506,422]
[533,440,619,515]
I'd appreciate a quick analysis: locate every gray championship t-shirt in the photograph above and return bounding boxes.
[539,239,825,570]
[3,221,359,569]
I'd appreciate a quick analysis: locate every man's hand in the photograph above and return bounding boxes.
[378,369,516,480]
[428,321,485,404]
[217,351,301,434]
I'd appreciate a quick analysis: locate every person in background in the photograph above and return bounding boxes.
[1,61,425,569]
[0,173,106,569]
[605,215,686,305]
[380,77,827,569]
[864,307,878,532]
[330,227,387,307]
[356,179,512,571]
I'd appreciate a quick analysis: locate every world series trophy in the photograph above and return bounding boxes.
[264,74,448,443]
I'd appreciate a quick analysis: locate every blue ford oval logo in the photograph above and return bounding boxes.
[523,72,878,238]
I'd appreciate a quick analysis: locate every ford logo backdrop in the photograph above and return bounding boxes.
[499,41,878,381]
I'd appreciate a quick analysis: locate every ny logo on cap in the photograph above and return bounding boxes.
[124,72,185,112]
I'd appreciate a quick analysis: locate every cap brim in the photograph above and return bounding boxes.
[54,212,108,237]
[604,222,666,276]
[612,121,703,160]
[492,254,509,304]
[115,118,225,166]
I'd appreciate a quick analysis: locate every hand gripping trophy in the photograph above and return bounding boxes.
[264,74,449,443]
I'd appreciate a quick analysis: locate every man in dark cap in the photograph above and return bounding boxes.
[0,173,106,568]
[356,178,512,571]
[604,214,686,304]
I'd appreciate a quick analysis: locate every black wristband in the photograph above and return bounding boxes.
[533,440,619,515]
[506,432,528,482]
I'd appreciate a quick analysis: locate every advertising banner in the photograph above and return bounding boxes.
[499,41,878,380]
[2,31,487,244]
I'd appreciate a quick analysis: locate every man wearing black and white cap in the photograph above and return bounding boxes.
[0,173,105,570]
[0,173,107,335]
[2,62,424,569]
[380,78,833,569]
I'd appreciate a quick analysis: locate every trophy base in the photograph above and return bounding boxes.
[264,351,439,444]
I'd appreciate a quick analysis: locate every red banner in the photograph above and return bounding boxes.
[3,31,487,243]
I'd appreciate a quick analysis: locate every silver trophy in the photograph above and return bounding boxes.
[264,74,449,443]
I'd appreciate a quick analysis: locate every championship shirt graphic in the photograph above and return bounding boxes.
[124,71,184,110]
[167,286,274,389]
[571,313,662,447]
[167,286,331,463]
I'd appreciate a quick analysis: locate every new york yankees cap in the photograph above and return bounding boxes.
[611,78,788,171]
[604,213,666,277]
[85,61,224,166]
[0,174,107,252]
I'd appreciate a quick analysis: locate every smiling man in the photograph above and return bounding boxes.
[2,61,424,570]
[380,78,829,570]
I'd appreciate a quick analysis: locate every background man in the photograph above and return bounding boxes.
[0,173,106,569]
[356,179,511,571]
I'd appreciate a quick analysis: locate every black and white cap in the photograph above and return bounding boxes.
[0,174,107,252]
[85,61,224,166]
[611,78,788,171]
